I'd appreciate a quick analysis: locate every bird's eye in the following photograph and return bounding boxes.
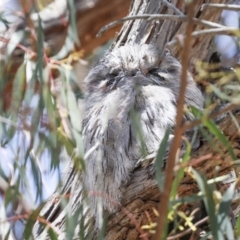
[151,72,157,78]
[109,68,119,76]
[157,74,166,81]
[149,69,165,81]
[106,78,115,86]
[166,66,177,74]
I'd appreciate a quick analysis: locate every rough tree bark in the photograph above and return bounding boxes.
[33,0,239,240]
[0,0,130,110]
[40,0,131,56]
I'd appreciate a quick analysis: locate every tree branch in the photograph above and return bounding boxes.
[154,1,195,239]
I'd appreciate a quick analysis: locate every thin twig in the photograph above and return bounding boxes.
[97,14,225,37]
[0,116,18,128]
[182,104,239,132]
[191,27,239,36]
[192,18,225,29]
[173,154,214,172]
[0,36,36,56]
[201,3,240,11]
[162,0,184,16]
[154,2,195,240]
[167,216,209,240]
[167,27,239,47]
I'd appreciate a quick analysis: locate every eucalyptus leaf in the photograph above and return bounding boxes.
[191,169,223,240]
[170,139,191,198]
[155,127,171,192]
[6,30,25,62]
[203,119,236,160]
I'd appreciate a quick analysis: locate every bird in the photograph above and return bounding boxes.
[82,44,203,217]
[33,44,203,238]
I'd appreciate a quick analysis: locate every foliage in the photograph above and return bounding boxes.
[0,1,240,240]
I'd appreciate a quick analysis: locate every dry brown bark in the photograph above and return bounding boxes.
[43,0,131,57]
[32,0,239,240]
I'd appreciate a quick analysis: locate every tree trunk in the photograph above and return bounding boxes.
[41,0,131,57]
[33,0,238,240]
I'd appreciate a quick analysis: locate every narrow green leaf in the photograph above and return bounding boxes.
[191,169,223,240]
[236,213,240,237]
[23,204,44,240]
[47,228,58,240]
[66,205,84,240]
[67,0,79,45]
[210,84,240,104]
[170,194,203,205]
[218,182,235,217]
[4,186,20,208]
[52,36,75,60]
[170,139,191,198]
[155,127,171,192]
[78,205,85,240]
[222,218,235,240]
[29,152,44,203]
[6,30,25,61]
[66,69,83,133]
[36,15,44,83]
[53,0,80,60]
[10,62,26,114]
[217,183,236,240]
[203,119,236,160]
[0,12,9,27]
[3,226,12,240]
[65,69,84,158]
[97,216,107,240]
[189,105,202,119]
[210,84,230,101]
[192,105,236,161]
[57,127,75,156]
[130,108,147,158]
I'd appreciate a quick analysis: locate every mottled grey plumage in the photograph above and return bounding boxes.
[82,44,203,214]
